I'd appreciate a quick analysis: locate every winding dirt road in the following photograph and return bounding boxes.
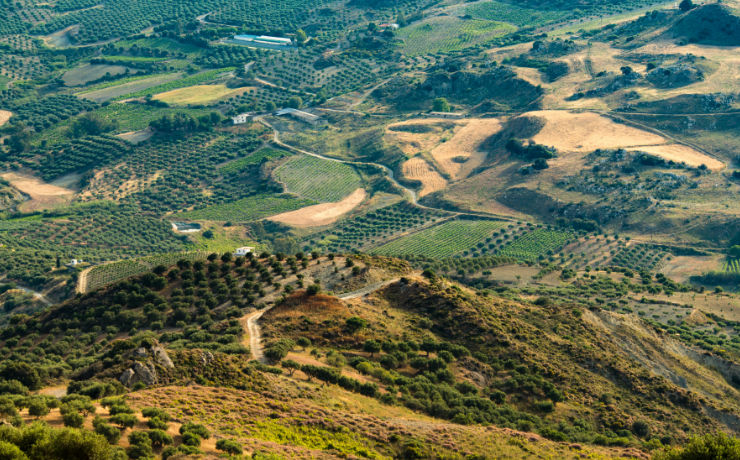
[242,307,271,363]
[242,278,400,362]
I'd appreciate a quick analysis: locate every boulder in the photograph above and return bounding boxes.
[152,346,174,369]
[119,368,135,386]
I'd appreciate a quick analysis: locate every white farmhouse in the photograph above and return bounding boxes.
[232,113,252,125]
[234,246,254,256]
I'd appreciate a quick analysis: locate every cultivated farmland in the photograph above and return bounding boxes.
[497,228,573,262]
[371,219,508,258]
[153,84,254,106]
[397,17,515,56]
[177,193,315,222]
[83,251,210,292]
[273,155,362,202]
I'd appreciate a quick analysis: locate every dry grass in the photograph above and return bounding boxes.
[1,172,75,211]
[124,384,643,459]
[660,255,723,283]
[631,41,740,101]
[401,157,447,196]
[430,118,502,180]
[152,84,254,105]
[528,110,666,152]
[631,144,724,170]
[384,118,461,156]
[115,128,153,144]
[0,110,12,126]
[268,188,366,227]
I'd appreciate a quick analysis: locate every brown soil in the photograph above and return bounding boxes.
[1,172,75,212]
[268,188,366,227]
[430,118,502,180]
[401,157,447,196]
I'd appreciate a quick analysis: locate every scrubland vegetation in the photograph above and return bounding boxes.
[0,0,739,456]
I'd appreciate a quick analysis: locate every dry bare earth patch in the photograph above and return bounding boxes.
[630,42,740,100]
[660,254,723,283]
[268,188,367,227]
[0,110,12,126]
[526,110,723,169]
[115,128,153,144]
[401,157,447,197]
[1,172,75,211]
[430,118,503,180]
[384,118,462,156]
[152,84,256,105]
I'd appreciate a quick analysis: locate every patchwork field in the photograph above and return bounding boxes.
[153,84,255,105]
[401,157,447,197]
[268,188,367,227]
[273,156,362,202]
[529,110,665,152]
[631,144,724,170]
[525,110,722,168]
[177,193,315,222]
[77,73,183,102]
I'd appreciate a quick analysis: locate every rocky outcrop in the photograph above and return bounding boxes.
[119,342,174,387]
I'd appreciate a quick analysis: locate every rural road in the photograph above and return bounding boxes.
[338,278,399,300]
[256,117,518,223]
[244,306,271,363]
[17,286,53,306]
[258,116,420,204]
[243,277,400,362]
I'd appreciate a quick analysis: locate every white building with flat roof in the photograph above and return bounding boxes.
[232,113,252,125]
[232,34,292,47]
[234,246,254,256]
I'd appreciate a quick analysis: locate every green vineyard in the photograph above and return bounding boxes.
[273,155,362,202]
[371,219,508,259]
[723,259,740,273]
[84,251,210,292]
[497,229,573,262]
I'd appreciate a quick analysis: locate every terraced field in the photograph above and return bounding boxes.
[371,219,508,258]
[274,156,362,202]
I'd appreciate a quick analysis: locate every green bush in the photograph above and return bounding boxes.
[127,431,153,459]
[654,433,740,460]
[216,439,243,455]
[147,429,173,448]
[93,417,121,444]
[26,398,49,418]
[146,417,168,430]
[109,413,137,429]
[141,407,170,421]
[62,411,85,428]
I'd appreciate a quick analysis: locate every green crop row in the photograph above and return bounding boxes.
[273,155,362,202]
[371,219,508,259]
